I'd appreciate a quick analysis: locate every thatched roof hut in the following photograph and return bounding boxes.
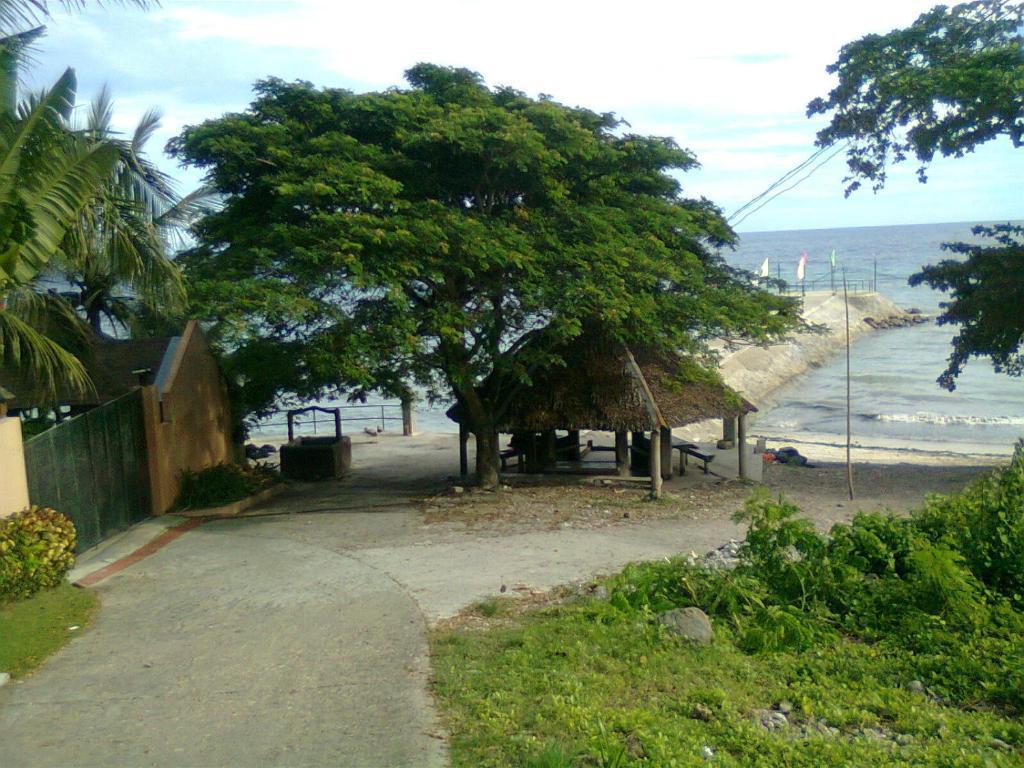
[448,330,755,433]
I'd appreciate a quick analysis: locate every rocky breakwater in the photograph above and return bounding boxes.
[676,292,923,442]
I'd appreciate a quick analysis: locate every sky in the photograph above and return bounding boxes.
[23,0,1024,233]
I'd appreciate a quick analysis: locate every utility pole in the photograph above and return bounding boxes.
[843,270,854,500]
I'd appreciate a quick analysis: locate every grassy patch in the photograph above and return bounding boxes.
[431,453,1024,767]
[0,583,98,677]
[432,594,1022,767]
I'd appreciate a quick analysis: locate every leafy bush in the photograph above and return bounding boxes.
[175,462,277,510]
[913,443,1024,606]
[604,468,1024,711]
[0,506,77,603]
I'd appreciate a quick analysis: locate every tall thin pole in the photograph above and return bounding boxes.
[776,262,782,293]
[843,270,854,500]
[873,258,878,293]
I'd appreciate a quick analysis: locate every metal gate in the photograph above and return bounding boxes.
[23,390,151,551]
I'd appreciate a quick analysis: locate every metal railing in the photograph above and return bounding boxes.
[254,403,405,437]
[777,277,877,295]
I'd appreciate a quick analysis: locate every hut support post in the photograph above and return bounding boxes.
[722,417,737,445]
[659,426,673,481]
[650,428,662,499]
[542,430,557,471]
[631,431,646,473]
[737,413,748,480]
[458,423,469,478]
[614,431,629,476]
[567,429,582,461]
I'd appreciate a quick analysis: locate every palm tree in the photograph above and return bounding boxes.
[0,68,117,395]
[0,0,154,395]
[56,86,202,335]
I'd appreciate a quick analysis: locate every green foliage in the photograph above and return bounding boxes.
[913,444,1024,605]
[432,461,1024,766]
[808,0,1024,194]
[0,69,117,396]
[57,85,199,335]
[810,2,1024,389]
[909,225,1024,387]
[0,505,77,603]
[174,462,276,510]
[170,65,800,482]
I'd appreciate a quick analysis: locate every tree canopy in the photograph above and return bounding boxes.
[172,64,799,485]
[808,0,1024,195]
[810,1,1024,391]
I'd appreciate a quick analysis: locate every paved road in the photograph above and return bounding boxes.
[1,517,446,768]
[1,435,744,767]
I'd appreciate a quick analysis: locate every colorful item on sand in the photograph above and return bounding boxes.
[797,251,807,282]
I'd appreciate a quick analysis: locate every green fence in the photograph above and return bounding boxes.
[24,390,151,552]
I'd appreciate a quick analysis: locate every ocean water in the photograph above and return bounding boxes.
[254,220,1024,455]
[730,221,1024,457]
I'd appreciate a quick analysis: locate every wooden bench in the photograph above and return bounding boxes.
[674,442,714,475]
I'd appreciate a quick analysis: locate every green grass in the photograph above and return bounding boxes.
[0,583,98,677]
[432,593,1023,768]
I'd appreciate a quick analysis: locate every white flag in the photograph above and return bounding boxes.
[796,251,807,282]
[759,257,770,278]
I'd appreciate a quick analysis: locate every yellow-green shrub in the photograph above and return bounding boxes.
[0,506,77,603]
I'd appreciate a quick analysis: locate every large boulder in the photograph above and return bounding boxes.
[657,607,713,644]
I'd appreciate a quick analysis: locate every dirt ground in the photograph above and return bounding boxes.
[420,460,996,536]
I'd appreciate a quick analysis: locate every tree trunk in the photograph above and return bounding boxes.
[474,427,500,490]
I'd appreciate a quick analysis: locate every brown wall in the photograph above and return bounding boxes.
[142,322,236,514]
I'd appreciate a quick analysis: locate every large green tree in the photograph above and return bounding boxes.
[809,0,1024,390]
[172,65,799,486]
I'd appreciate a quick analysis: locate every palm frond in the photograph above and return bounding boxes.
[11,134,117,280]
[0,304,92,400]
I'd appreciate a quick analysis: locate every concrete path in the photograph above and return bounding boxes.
[0,434,749,767]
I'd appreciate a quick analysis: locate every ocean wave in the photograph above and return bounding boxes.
[874,412,1024,427]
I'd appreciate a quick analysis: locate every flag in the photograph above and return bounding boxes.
[797,251,807,282]
[829,249,837,269]
[759,257,770,278]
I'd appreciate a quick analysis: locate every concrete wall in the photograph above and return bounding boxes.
[143,322,236,514]
[0,416,30,517]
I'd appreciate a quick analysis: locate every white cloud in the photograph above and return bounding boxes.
[29,0,1024,230]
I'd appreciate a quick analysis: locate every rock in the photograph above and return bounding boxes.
[990,738,1012,752]
[701,746,714,760]
[905,680,925,695]
[754,708,789,731]
[776,700,793,715]
[0,672,9,687]
[593,585,609,600]
[452,485,464,494]
[658,607,713,644]
[499,584,507,593]
[691,702,714,721]
[622,511,630,519]
[501,484,512,491]
[860,727,890,741]
[895,734,913,746]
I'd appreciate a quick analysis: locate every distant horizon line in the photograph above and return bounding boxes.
[736,217,1023,237]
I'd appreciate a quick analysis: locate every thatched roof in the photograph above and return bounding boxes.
[449,331,756,433]
[0,334,174,411]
